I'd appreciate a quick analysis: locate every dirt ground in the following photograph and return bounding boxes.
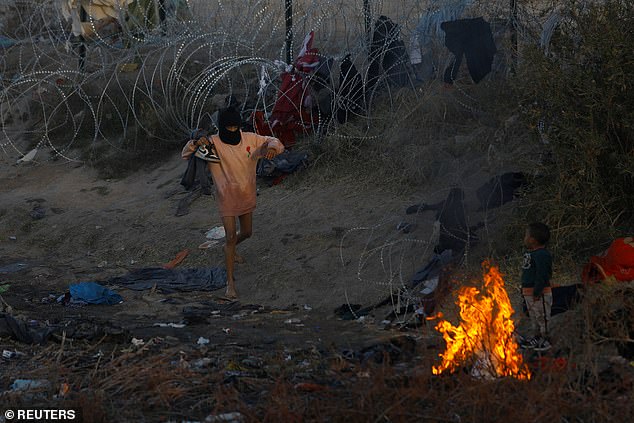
[0,148,452,419]
[1,145,631,422]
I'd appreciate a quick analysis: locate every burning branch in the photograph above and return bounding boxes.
[432,262,531,380]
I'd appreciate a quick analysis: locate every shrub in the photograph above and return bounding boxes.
[515,0,634,257]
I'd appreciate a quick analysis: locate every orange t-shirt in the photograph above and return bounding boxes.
[182,132,284,217]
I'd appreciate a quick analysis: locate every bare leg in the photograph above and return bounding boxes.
[222,216,239,299]
[234,212,253,263]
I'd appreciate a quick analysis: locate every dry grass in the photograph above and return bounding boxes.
[2,333,632,421]
[299,77,532,199]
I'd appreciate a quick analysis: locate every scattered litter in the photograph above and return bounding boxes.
[58,383,70,397]
[16,148,38,164]
[67,282,123,305]
[193,358,213,368]
[284,318,302,324]
[303,304,312,311]
[153,322,186,328]
[10,379,51,391]
[205,225,226,240]
[131,338,145,347]
[222,328,231,334]
[197,336,210,345]
[41,294,57,304]
[162,249,190,269]
[199,240,220,249]
[57,293,88,307]
[205,411,244,422]
[8,236,17,241]
[2,350,25,359]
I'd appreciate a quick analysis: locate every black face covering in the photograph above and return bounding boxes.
[217,107,242,145]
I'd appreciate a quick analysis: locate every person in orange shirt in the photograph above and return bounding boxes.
[182,107,285,299]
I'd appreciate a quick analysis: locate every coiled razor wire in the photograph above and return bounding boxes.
[0,0,555,321]
[0,0,537,163]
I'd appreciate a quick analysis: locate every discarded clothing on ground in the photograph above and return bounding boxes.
[406,250,454,316]
[476,172,527,211]
[67,281,123,305]
[0,314,56,345]
[406,188,475,256]
[441,17,496,84]
[410,249,454,289]
[256,150,308,178]
[108,267,227,293]
[582,237,634,284]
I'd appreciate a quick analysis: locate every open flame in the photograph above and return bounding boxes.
[432,262,531,380]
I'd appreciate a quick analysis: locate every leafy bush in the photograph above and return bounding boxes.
[515,0,634,256]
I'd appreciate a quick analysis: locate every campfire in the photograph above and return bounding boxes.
[432,262,531,380]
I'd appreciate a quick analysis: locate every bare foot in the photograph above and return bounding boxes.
[234,253,245,264]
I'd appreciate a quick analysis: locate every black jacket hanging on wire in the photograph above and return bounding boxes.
[441,17,497,84]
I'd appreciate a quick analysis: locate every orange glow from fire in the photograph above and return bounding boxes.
[432,262,531,380]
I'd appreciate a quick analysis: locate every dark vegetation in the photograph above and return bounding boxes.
[514,0,634,257]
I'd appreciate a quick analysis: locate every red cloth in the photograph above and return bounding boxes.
[261,31,322,148]
[582,237,634,283]
[271,72,304,125]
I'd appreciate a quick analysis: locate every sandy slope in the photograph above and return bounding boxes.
[0,151,444,312]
